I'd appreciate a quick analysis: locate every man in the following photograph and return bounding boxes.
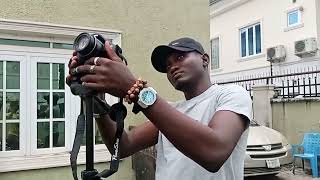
[67,37,252,180]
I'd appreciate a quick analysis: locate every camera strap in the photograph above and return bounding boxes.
[70,98,127,180]
[70,99,85,180]
[96,101,127,178]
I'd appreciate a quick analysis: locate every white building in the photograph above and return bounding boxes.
[210,0,320,83]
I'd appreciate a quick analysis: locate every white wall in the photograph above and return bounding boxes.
[210,0,319,82]
[317,0,320,42]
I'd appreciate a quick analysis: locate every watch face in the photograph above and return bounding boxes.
[141,90,156,105]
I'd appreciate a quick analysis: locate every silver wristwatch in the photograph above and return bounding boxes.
[137,87,157,109]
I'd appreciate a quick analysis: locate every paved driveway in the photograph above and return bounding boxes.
[245,169,320,180]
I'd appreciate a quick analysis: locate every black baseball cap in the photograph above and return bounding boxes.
[151,37,205,73]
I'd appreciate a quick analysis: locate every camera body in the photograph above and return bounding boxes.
[73,32,108,65]
[72,32,125,81]
[70,32,125,95]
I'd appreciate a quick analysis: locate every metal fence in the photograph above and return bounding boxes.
[209,0,222,6]
[213,68,320,99]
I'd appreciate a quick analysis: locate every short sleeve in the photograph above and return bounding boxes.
[215,85,253,124]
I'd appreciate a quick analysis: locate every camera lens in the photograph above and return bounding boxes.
[73,33,108,65]
[74,33,90,52]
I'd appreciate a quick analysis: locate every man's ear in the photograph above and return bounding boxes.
[202,54,210,68]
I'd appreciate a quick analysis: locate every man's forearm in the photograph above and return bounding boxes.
[142,96,228,171]
[95,114,132,158]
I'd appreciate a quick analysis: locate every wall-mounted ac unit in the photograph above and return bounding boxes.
[294,38,318,58]
[267,45,286,62]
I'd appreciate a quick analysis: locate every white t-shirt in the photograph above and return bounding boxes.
[155,84,253,180]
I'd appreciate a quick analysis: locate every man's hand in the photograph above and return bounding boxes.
[66,44,159,159]
[66,51,78,86]
[69,42,137,98]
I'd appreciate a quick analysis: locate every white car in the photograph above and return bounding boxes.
[244,121,293,177]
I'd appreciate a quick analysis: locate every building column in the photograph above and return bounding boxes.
[252,85,275,128]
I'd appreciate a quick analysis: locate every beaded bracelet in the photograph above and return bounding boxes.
[124,78,147,104]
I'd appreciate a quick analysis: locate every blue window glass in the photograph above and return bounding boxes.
[241,31,246,57]
[255,24,261,54]
[288,10,299,26]
[240,23,262,58]
[248,27,254,55]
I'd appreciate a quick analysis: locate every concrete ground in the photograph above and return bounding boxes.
[245,169,320,180]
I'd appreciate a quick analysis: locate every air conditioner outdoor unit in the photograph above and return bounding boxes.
[267,45,286,62]
[294,37,318,58]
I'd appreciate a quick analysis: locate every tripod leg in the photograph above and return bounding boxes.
[81,96,100,180]
[85,97,94,170]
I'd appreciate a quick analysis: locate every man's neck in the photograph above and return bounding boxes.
[183,77,212,100]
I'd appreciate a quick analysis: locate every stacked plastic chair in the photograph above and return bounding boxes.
[292,132,320,177]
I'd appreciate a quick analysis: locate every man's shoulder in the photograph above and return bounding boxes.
[214,84,250,99]
[168,84,249,107]
[215,84,247,93]
[215,84,253,121]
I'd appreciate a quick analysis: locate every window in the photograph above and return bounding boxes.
[52,43,74,50]
[240,23,262,58]
[0,38,73,50]
[36,63,65,149]
[210,38,220,69]
[0,20,121,172]
[0,38,50,48]
[287,9,301,27]
[81,123,105,146]
[0,61,21,152]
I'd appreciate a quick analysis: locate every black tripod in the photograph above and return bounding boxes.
[69,32,128,179]
[70,86,127,180]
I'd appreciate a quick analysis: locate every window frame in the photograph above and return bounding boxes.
[210,37,220,70]
[239,22,262,59]
[287,9,301,27]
